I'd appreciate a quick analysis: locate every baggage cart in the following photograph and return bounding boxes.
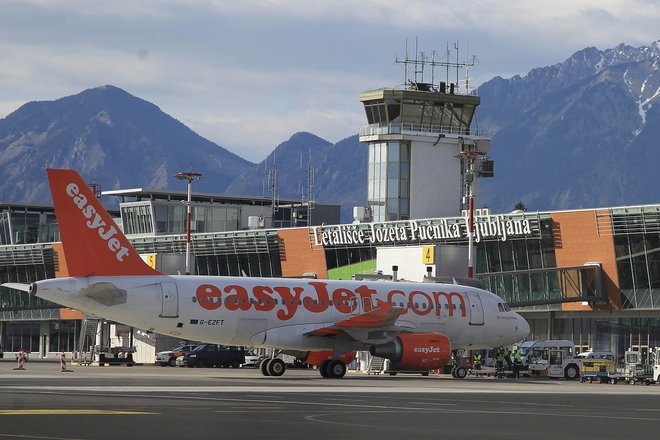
[579,359,617,384]
[624,351,656,385]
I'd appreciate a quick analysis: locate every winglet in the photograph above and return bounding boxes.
[47,169,161,276]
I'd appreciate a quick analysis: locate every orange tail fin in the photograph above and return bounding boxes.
[47,169,161,276]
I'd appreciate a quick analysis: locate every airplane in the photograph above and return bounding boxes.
[2,169,529,378]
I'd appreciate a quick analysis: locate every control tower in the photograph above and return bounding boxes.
[358,44,492,222]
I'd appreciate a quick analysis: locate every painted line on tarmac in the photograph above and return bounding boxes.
[0,434,85,440]
[0,409,156,415]
[6,385,660,395]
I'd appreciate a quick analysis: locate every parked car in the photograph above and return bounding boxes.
[242,349,260,368]
[182,344,245,368]
[155,344,197,367]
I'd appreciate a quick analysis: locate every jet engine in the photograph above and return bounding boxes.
[369,333,451,370]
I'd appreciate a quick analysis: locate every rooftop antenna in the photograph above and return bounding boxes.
[267,153,279,214]
[396,39,476,93]
[306,151,315,227]
[87,180,102,199]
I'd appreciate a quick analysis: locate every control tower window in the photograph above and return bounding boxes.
[368,141,410,222]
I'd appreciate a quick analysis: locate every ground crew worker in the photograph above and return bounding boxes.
[512,349,522,379]
[495,349,505,376]
[473,352,482,370]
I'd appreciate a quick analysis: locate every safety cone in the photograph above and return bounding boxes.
[13,347,26,371]
[60,350,73,373]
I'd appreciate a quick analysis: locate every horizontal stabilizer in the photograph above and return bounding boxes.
[1,283,31,292]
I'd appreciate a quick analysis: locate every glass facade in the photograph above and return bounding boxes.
[122,202,241,236]
[614,226,660,309]
[0,211,59,245]
[368,141,410,222]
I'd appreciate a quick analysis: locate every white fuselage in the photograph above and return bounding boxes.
[34,275,529,351]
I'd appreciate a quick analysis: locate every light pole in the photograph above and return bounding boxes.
[175,171,203,275]
[458,150,484,279]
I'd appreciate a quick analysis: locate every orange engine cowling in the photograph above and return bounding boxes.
[369,333,451,370]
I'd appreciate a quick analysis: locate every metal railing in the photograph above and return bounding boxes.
[359,123,490,138]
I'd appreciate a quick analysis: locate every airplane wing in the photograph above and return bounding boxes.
[304,299,407,340]
[1,283,31,292]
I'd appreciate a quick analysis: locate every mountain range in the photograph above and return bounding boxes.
[0,41,658,222]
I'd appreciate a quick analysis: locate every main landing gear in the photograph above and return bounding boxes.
[259,357,348,379]
[260,358,286,377]
[319,359,347,379]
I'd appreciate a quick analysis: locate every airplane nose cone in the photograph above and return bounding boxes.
[518,315,530,338]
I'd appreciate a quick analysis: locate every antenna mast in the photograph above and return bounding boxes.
[396,39,476,93]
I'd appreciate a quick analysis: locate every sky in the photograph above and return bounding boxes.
[1,0,658,163]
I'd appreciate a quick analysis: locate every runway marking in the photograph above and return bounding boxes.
[0,434,85,440]
[0,410,156,415]
[436,408,660,422]
[408,402,456,406]
[8,385,660,395]
[408,397,574,407]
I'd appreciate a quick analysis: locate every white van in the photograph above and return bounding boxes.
[576,350,615,361]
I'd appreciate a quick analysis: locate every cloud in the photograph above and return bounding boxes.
[1,0,658,164]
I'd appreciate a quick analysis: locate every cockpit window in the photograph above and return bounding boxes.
[498,303,505,312]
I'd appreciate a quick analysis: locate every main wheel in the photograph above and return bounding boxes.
[319,359,331,378]
[168,358,176,367]
[260,358,271,376]
[267,358,286,377]
[326,360,346,379]
[454,366,467,379]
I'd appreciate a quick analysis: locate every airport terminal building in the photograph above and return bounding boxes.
[0,72,658,363]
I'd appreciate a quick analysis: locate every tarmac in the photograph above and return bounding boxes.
[1,362,659,440]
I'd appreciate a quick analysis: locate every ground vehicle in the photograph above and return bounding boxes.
[580,359,617,384]
[542,349,581,379]
[576,350,615,361]
[522,340,576,366]
[624,350,656,385]
[654,348,660,383]
[182,344,245,368]
[155,344,197,367]
[242,349,260,368]
[524,340,577,377]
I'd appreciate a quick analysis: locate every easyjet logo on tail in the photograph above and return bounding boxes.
[65,182,130,262]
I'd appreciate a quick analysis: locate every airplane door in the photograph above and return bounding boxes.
[160,282,179,318]
[466,291,484,325]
